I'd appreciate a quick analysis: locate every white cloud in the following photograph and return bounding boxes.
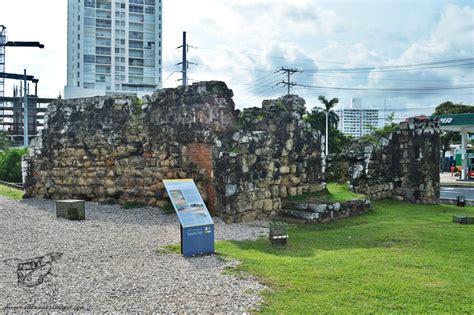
[363,4,474,114]
[162,0,342,109]
[0,0,471,117]
[0,0,66,97]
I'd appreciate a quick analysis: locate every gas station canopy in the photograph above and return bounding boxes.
[433,113,474,133]
[432,113,474,180]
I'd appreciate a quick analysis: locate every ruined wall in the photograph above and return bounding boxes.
[214,96,325,222]
[24,81,324,222]
[345,117,440,204]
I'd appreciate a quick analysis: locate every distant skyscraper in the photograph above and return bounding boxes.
[65,0,162,98]
[337,98,379,138]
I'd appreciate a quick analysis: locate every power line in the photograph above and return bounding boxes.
[196,46,474,70]
[235,78,286,101]
[237,85,286,107]
[236,80,285,103]
[295,72,467,83]
[197,63,275,73]
[306,61,474,73]
[196,46,422,67]
[295,83,474,92]
[230,72,279,89]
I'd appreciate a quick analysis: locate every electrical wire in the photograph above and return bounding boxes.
[306,61,474,73]
[295,72,468,83]
[294,83,474,92]
[237,85,287,107]
[196,46,474,70]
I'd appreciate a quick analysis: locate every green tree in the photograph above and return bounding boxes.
[0,147,28,182]
[317,96,340,155]
[361,112,399,145]
[0,131,12,151]
[368,112,399,138]
[305,107,351,155]
[433,101,474,157]
[433,101,474,115]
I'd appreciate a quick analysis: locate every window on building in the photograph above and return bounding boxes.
[129,5,143,13]
[145,6,154,14]
[85,0,95,8]
[96,47,111,55]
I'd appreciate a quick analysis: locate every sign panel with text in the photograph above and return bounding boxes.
[163,179,214,256]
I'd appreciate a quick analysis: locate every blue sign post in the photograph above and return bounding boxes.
[163,179,214,257]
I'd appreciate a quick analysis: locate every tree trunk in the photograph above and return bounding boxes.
[325,111,329,156]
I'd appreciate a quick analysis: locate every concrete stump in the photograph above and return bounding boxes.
[269,221,288,246]
[453,215,474,224]
[56,200,85,220]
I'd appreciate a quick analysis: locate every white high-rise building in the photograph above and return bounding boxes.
[65,0,162,99]
[336,98,379,138]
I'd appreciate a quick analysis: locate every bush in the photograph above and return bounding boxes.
[0,148,28,183]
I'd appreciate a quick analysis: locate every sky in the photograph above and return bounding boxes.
[1,0,473,124]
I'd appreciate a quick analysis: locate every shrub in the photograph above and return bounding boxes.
[0,148,28,183]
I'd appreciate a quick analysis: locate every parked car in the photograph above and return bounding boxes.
[468,165,474,179]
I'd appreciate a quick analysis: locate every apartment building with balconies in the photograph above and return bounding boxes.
[65,0,162,98]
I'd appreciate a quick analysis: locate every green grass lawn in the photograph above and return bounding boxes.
[0,184,23,200]
[217,200,474,313]
[287,182,365,203]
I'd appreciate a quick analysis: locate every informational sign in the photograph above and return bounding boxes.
[163,179,214,257]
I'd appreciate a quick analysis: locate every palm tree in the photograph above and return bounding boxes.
[317,95,339,156]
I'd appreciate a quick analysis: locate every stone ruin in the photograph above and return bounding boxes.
[24,81,325,223]
[328,117,440,204]
[24,80,441,223]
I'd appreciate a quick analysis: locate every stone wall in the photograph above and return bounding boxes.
[342,117,440,203]
[214,97,325,222]
[24,81,325,222]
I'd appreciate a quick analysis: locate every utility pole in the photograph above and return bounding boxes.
[278,67,302,95]
[23,69,28,147]
[176,31,195,87]
[180,32,187,86]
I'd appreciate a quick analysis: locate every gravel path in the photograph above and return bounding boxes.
[0,196,268,313]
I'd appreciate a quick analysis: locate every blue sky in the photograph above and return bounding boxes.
[1,0,473,124]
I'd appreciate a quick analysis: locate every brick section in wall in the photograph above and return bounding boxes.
[184,143,217,215]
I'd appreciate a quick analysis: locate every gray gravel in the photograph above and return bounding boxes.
[0,196,268,313]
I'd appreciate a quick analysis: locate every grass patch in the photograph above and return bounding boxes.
[155,244,181,255]
[217,200,474,313]
[161,202,175,215]
[0,184,23,200]
[287,182,365,203]
[121,202,145,209]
